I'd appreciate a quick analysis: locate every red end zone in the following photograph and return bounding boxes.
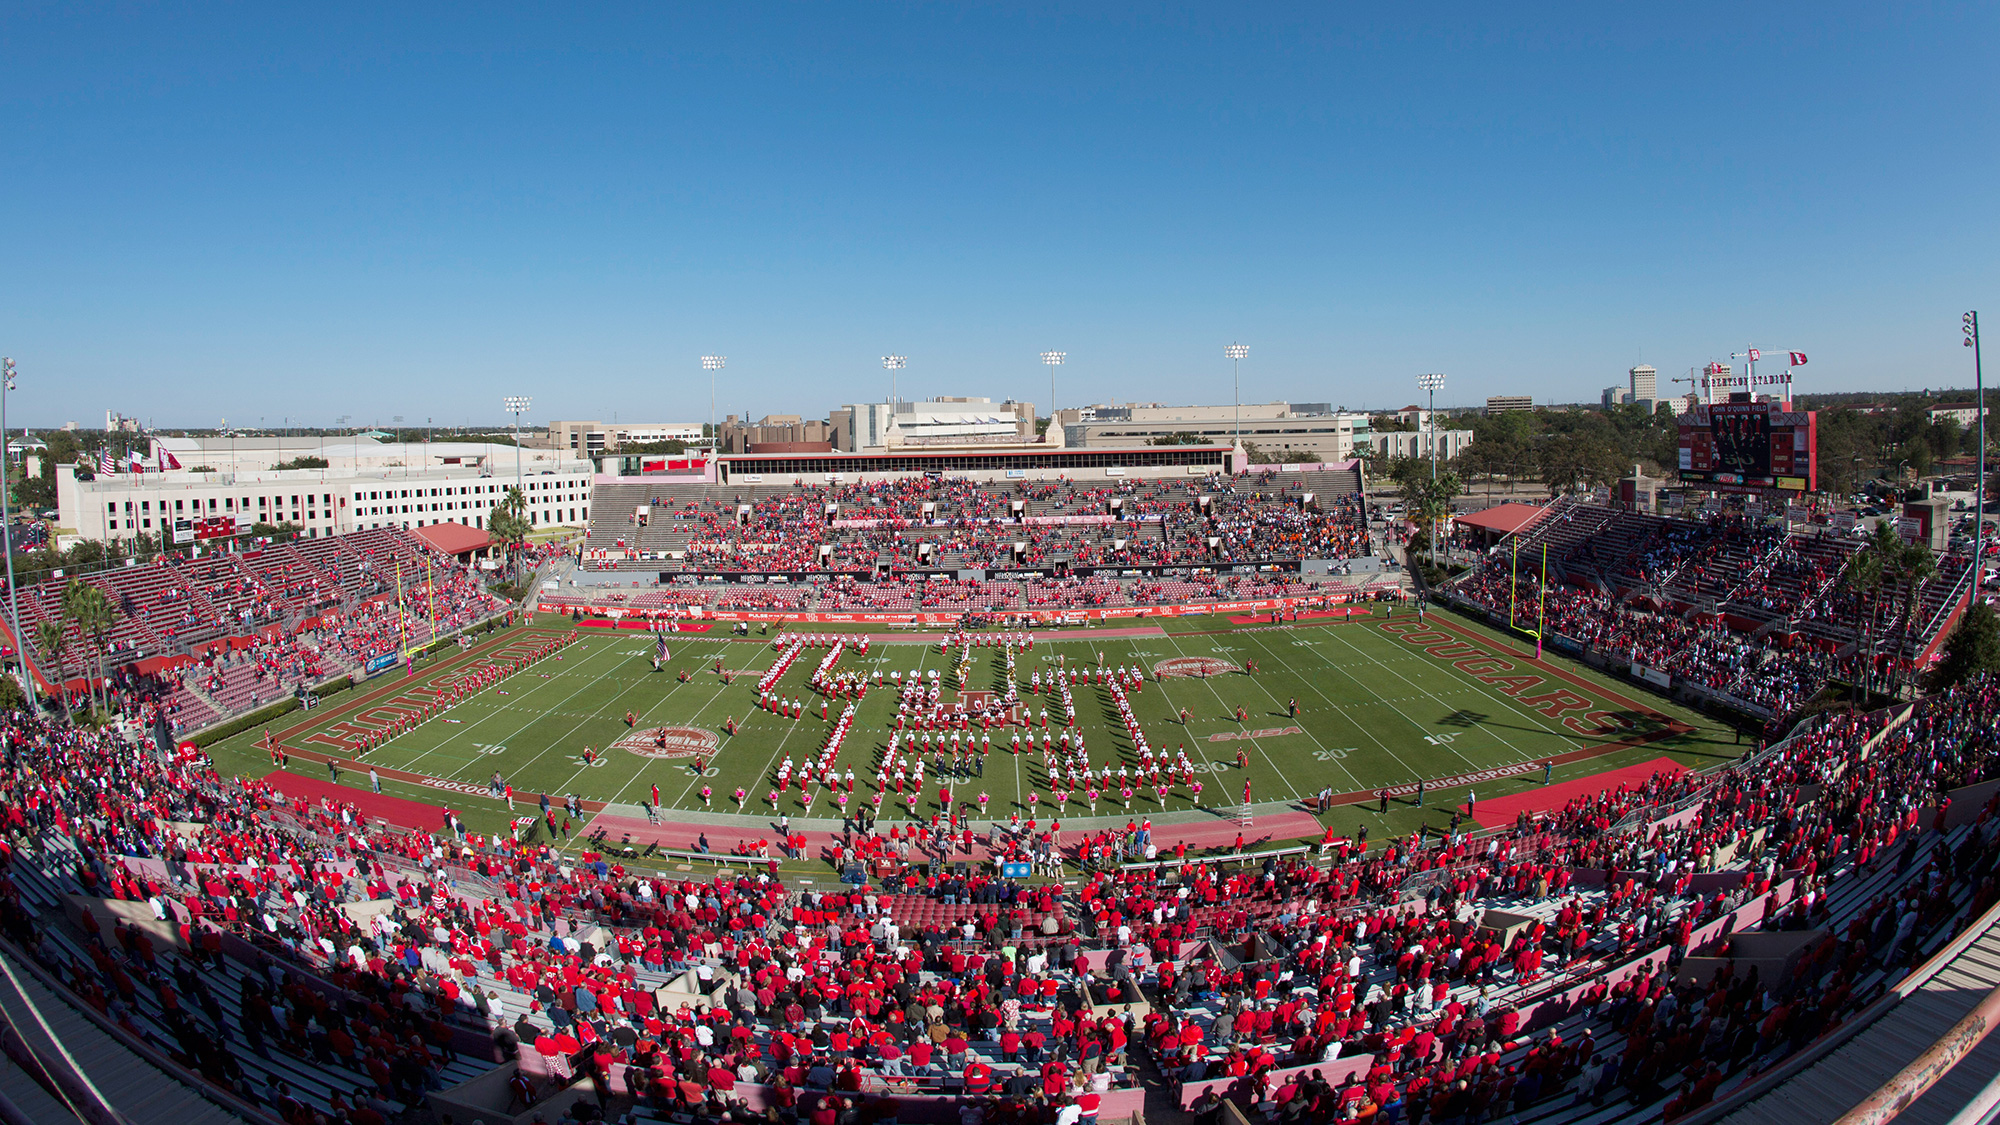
[1371,614,1693,764]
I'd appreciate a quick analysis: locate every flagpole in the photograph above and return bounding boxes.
[1509,536,1518,630]
[1537,543,1548,660]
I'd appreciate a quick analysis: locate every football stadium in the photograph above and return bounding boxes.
[5,10,1998,1123]
[6,438,2000,1125]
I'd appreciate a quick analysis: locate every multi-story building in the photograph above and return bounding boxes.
[547,420,705,456]
[1372,429,1475,461]
[830,398,1036,452]
[57,443,595,545]
[1928,402,1989,428]
[717,414,835,454]
[1629,364,1657,404]
[1057,402,1372,462]
[1603,386,1633,408]
[1484,395,1535,414]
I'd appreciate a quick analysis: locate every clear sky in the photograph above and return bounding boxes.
[3,3,1995,429]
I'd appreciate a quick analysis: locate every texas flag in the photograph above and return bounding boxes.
[153,439,182,470]
[126,450,146,473]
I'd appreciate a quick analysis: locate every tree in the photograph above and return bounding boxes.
[249,521,305,543]
[488,487,532,572]
[1841,542,1887,699]
[32,620,67,721]
[1886,532,1937,695]
[1932,602,2000,688]
[60,580,115,715]
[1398,469,1462,567]
[13,455,56,511]
[1148,432,1203,446]
[1537,433,1625,493]
[273,455,329,470]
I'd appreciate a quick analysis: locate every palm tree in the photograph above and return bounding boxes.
[32,620,67,722]
[1842,544,1886,699]
[61,580,116,716]
[488,487,531,576]
[1889,538,1937,696]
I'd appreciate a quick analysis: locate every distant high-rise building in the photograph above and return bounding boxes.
[1630,364,1657,403]
[1603,386,1632,408]
[1485,395,1534,414]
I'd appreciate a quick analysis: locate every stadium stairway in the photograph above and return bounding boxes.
[1703,904,2000,1125]
[0,940,254,1125]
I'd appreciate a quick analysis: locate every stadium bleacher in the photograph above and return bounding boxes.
[1,525,509,737]
[1,662,1998,1124]
[1451,502,1982,725]
[579,470,1368,575]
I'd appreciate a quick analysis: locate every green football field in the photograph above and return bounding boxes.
[206,609,1749,846]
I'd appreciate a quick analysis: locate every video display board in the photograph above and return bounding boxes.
[1677,401,1817,491]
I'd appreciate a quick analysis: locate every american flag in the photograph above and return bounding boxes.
[97,449,116,475]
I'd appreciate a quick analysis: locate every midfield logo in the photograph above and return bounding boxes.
[1153,657,1238,679]
[616,726,720,759]
[1206,726,1304,743]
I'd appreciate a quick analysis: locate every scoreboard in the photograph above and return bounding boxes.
[1677,401,1817,492]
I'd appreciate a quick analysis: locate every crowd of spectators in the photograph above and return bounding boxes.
[2,666,1999,1125]
[0,631,1999,1125]
[10,529,511,739]
[1457,556,1855,721]
[644,476,1371,575]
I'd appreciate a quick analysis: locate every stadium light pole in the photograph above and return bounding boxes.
[1226,344,1250,449]
[702,356,725,451]
[1416,373,1447,570]
[1968,312,1985,545]
[1041,351,1066,444]
[883,355,906,440]
[0,358,41,715]
[503,396,531,499]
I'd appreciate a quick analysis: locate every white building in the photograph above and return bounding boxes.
[831,397,1036,452]
[58,455,596,545]
[1372,430,1475,461]
[547,421,706,455]
[1928,403,1988,428]
[1060,403,1374,462]
[1630,364,1657,403]
[151,435,564,477]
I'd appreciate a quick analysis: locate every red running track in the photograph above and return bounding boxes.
[583,806,1329,863]
[575,620,713,633]
[264,770,453,830]
[1463,756,1687,828]
[1227,607,1375,625]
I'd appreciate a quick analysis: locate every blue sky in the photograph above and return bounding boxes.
[3,3,1995,428]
